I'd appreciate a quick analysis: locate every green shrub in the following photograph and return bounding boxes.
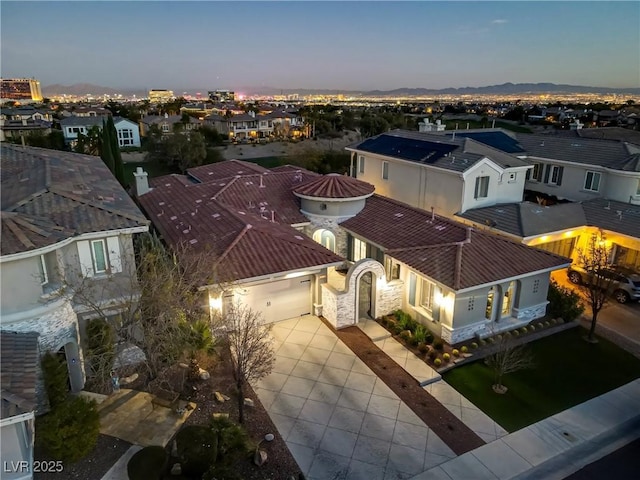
[460,346,468,353]
[413,324,428,344]
[433,339,444,351]
[529,325,536,332]
[471,342,478,349]
[210,417,250,465]
[479,339,487,346]
[428,349,438,361]
[443,353,451,362]
[504,331,512,338]
[41,352,68,409]
[547,280,584,322]
[397,312,415,332]
[520,327,528,334]
[418,343,429,354]
[434,358,442,367]
[400,330,412,342]
[36,396,100,463]
[513,330,520,336]
[452,349,460,357]
[176,426,218,476]
[544,321,550,327]
[496,334,503,341]
[127,446,168,480]
[550,318,557,325]
[425,333,434,345]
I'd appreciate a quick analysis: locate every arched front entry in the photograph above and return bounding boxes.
[344,259,387,327]
[57,341,84,393]
[357,271,374,321]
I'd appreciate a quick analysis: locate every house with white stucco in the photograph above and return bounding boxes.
[0,144,149,412]
[136,159,569,345]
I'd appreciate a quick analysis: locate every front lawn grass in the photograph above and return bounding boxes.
[443,327,640,432]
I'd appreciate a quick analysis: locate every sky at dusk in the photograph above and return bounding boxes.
[1,1,639,92]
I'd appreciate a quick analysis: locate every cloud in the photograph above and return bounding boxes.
[492,19,508,24]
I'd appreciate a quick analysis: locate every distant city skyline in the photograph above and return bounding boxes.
[2,1,639,91]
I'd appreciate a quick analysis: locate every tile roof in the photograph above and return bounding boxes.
[444,131,526,153]
[581,198,640,238]
[514,134,634,170]
[138,185,342,282]
[293,173,375,199]
[1,144,149,256]
[457,202,587,237]
[1,331,39,418]
[187,159,269,182]
[342,195,569,290]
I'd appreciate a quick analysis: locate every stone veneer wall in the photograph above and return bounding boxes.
[514,302,548,322]
[441,320,489,344]
[1,298,85,412]
[303,213,353,258]
[376,280,404,318]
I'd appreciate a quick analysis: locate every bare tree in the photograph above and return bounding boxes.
[486,335,535,394]
[68,232,222,384]
[224,303,275,423]
[570,229,615,343]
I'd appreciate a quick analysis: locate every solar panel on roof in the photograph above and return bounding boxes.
[446,132,525,153]
[358,135,457,163]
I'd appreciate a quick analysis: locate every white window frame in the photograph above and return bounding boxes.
[549,165,562,185]
[382,161,389,180]
[474,176,489,199]
[353,238,367,262]
[38,255,48,285]
[501,281,515,318]
[358,155,365,174]
[384,256,400,281]
[421,278,436,312]
[584,171,601,192]
[91,239,108,274]
[531,163,543,182]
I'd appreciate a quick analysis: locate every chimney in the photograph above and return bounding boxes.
[271,210,275,222]
[431,206,435,221]
[259,174,265,188]
[466,227,472,242]
[134,167,150,196]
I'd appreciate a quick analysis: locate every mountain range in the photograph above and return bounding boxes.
[42,82,640,97]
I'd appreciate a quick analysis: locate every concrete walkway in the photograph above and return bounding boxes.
[359,319,508,443]
[253,316,456,480]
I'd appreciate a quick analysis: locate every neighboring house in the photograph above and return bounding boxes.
[1,331,38,480]
[60,106,111,118]
[60,116,141,148]
[442,130,640,270]
[204,110,306,141]
[0,144,149,410]
[346,130,532,217]
[136,159,569,344]
[139,113,201,137]
[0,107,53,142]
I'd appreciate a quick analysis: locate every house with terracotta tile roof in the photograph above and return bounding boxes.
[0,144,149,409]
[136,159,570,343]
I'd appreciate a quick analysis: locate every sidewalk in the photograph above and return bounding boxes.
[410,379,640,479]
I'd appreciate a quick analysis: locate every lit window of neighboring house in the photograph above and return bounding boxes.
[584,171,601,192]
[382,161,389,180]
[353,238,367,261]
[161,123,170,133]
[474,176,489,199]
[358,155,365,174]
[118,129,133,146]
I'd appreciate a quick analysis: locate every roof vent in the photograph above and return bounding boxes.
[394,213,404,218]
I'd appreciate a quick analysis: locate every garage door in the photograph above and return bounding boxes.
[242,276,312,324]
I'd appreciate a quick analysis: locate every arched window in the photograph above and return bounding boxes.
[313,229,336,252]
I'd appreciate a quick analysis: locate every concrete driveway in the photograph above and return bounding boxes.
[551,270,640,354]
[252,316,456,480]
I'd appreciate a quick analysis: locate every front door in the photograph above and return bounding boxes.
[358,272,373,320]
